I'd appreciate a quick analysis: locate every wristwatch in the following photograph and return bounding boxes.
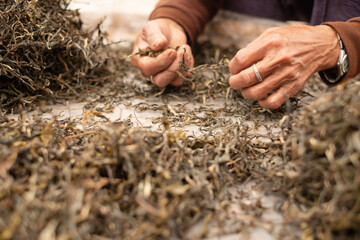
[319,33,349,84]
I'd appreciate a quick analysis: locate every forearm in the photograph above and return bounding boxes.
[149,0,223,45]
[322,17,360,83]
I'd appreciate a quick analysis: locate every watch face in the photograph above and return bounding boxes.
[339,50,349,76]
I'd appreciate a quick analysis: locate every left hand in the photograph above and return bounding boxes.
[229,24,340,108]
[131,19,194,88]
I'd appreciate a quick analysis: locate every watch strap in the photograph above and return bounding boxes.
[318,33,349,85]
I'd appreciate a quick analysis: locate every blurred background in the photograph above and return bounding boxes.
[69,0,287,48]
[69,0,158,42]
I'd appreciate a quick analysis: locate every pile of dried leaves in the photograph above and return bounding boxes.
[3,1,358,238]
[0,19,325,237]
[0,107,281,239]
[0,0,118,111]
[278,83,360,239]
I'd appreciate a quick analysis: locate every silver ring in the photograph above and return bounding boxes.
[253,64,263,83]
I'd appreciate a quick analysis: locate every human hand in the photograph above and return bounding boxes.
[229,25,340,108]
[131,19,194,87]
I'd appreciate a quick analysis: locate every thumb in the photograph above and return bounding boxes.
[145,25,168,51]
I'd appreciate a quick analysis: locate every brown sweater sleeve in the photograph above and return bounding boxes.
[150,2,360,81]
[323,17,360,82]
[149,0,223,45]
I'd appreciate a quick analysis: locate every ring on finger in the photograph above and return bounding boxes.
[253,63,263,83]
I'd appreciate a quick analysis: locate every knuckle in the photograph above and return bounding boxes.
[278,54,292,64]
[266,98,283,109]
[268,33,286,47]
[257,88,269,100]
[270,54,291,67]
[241,88,257,100]
[284,70,299,80]
[259,62,269,73]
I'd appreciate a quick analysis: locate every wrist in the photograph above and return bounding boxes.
[315,25,341,72]
[318,29,349,85]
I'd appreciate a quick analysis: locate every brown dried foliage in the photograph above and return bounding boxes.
[0,109,277,239]
[0,0,114,111]
[279,83,360,239]
[1,2,359,238]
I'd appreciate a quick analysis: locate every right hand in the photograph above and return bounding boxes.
[131,19,194,87]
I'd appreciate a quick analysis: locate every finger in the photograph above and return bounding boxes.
[170,45,193,86]
[153,45,193,88]
[131,22,168,57]
[170,77,183,87]
[177,44,194,71]
[240,63,306,100]
[229,40,271,75]
[132,49,177,77]
[143,24,168,51]
[131,36,149,54]
[240,70,291,100]
[131,39,150,68]
[229,60,275,90]
[152,69,178,88]
[258,81,303,109]
[152,55,183,88]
